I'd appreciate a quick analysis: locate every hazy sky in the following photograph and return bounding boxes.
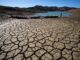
[0,0,80,8]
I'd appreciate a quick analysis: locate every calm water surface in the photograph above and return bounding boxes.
[33,11,71,17]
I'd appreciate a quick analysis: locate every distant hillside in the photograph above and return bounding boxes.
[68,9,80,17]
[28,5,77,11]
[0,5,77,15]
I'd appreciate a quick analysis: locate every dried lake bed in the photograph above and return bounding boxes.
[0,10,80,60]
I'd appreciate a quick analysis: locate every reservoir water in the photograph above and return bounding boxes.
[32,11,71,17]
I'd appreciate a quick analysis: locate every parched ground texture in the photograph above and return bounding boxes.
[0,18,80,60]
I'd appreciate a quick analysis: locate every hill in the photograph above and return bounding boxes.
[0,5,77,15]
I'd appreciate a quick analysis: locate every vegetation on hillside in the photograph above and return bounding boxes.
[0,5,77,15]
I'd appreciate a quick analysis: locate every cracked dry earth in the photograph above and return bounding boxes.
[0,18,80,60]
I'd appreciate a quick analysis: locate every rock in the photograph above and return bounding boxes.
[36,49,46,57]
[53,53,61,60]
[62,49,72,60]
[53,42,64,50]
[14,54,23,60]
[73,52,80,60]
[29,43,35,47]
[41,53,52,60]
[25,51,33,57]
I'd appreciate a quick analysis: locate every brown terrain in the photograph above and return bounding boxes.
[68,9,80,17]
[0,9,80,60]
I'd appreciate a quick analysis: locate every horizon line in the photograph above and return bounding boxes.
[0,5,79,8]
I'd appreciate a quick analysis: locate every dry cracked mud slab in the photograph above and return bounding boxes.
[0,18,80,60]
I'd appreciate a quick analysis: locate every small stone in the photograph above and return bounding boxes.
[1,44,14,51]
[10,32,15,35]
[73,52,80,60]
[42,33,47,37]
[0,53,6,60]
[29,37,34,42]
[4,40,11,44]
[45,40,53,45]
[36,42,42,47]
[7,50,15,58]
[65,44,72,49]
[15,41,19,44]
[18,35,24,41]
[11,45,18,50]
[29,43,35,47]
[50,49,61,55]
[32,55,38,60]
[19,40,28,46]
[41,53,52,60]
[78,43,80,48]
[62,49,72,55]
[53,42,64,50]
[14,49,21,56]
[0,42,3,47]
[28,32,34,36]
[61,40,70,44]
[21,46,28,53]
[37,35,43,39]
[11,37,17,42]
[44,46,53,52]
[25,51,33,57]
[39,39,45,44]
[36,49,46,57]
[62,49,72,60]
[53,53,61,60]
[48,37,54,41]
[14,54,23,60]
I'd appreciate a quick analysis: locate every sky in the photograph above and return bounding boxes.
[0,0,80,8]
